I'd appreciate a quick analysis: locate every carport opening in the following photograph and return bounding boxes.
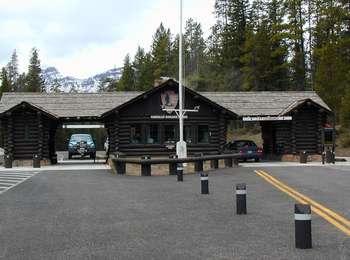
[228,120,263,147]
[55,122,108,163]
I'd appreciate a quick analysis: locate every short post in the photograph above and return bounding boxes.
[233,158,239,167]
[295,204,312,249]
[225,157,233,168]
[300,151,307,164]
[194,153,204,172]
[116,161,126,175]
[141,155,151,176]
[33,154,41,168]
[177,162,183,182]
[210,159,219,169]
[51,153,58,165]
[169,154,178,175]
[4,154,12,169]
[236,183,247,215]
[200,173,209,194]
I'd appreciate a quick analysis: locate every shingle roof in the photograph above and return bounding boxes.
[0,88,331,119]
[0,92,140,118]
[200,91,331,116]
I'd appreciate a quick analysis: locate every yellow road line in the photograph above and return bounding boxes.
[258,170,350,229]
[255,170,350,236]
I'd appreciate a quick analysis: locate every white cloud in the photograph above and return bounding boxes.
[0,0,216,78]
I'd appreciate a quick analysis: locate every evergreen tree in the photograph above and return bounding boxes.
[313,0,350,116]
[25,48,44,92]
[16,73,26,92]
[286,0,307,90]
[133,47,155,90]
[6,49,19,92]
[241,0,289,91]
[0,67,11,97]
[117,54,135,91]
[213,0,249,90]
[183,19,208,90]
[151,23,172,80]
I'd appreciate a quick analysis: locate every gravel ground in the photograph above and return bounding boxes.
[0,166,349,260]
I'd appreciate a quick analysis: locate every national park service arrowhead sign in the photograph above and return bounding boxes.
[161,90,178,114]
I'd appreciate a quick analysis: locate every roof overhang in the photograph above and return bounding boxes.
[0,101,59,120]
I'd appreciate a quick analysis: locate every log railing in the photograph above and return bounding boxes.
[111,153,240,176]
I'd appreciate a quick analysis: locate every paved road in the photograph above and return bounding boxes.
[0,167,349,259]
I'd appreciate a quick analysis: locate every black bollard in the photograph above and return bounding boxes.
[225,158,233,168]
[33,154,41,168]
[169,154,178,175]
[194,153,204,172]
[210,159,219,169]
[295,204,312,249]
[141,155,151,176]
[236,183,247,215]
[177,162,183,182]
[4,154,12,169]
[200,173,209,194]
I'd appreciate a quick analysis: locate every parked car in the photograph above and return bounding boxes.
[68,134,96,159]
[225,140,263,162]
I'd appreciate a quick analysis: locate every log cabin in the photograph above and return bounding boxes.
[0,79,333,165]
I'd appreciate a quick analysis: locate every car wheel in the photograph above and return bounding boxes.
[255,158,260,162]
[90,153,96,159]
[68,153,72,159]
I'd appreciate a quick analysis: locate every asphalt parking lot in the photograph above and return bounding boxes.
[0,166,349,259]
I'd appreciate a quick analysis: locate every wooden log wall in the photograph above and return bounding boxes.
[261,104,328,155]
[106,114,223,156]
[1,107,58,160]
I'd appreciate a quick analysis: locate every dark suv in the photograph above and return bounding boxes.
[225,140,263,162]
[68,134,96,159]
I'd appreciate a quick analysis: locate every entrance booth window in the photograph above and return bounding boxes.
[146,124,159,144]
[130,124,142,144]
[184,125,193,143]
[164,125,176,143]
[198,125,209,143]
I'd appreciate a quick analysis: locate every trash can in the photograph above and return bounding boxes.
[325,150,334,164]
[33,154,41,168]
[4,154,12,168]
[51,153,58,165]
[169,154,177,175]
[300,151,308,164]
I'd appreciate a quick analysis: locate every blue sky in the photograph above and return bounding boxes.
[0,0,216,78]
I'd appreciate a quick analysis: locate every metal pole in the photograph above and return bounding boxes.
[176,0,187,159]
[179,0,184,145]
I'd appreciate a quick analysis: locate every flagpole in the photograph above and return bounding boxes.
[179,0,184,146]
[176,0,187,159]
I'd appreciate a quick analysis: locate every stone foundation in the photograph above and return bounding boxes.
[280,154,322,162]
[12,159,51,167]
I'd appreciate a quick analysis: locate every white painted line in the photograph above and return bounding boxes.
[0,177,25,181]
[295,214,312,221]
[0,184,12,187]
[0,174,33,178]
[0,172,39,195]
[0,181,18,184]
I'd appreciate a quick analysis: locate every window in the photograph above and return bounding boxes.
[164,125,176,143]
[146,124,159,144]
[130,125,142,144]
[198,125,209,143]
[184,125,192,143]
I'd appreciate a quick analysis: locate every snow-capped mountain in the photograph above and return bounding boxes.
[42,67,122,93]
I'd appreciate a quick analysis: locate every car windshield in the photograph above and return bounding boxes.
[70,134,93,142]
[233,141,257,148]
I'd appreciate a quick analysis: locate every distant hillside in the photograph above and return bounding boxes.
[42,67,122,93]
